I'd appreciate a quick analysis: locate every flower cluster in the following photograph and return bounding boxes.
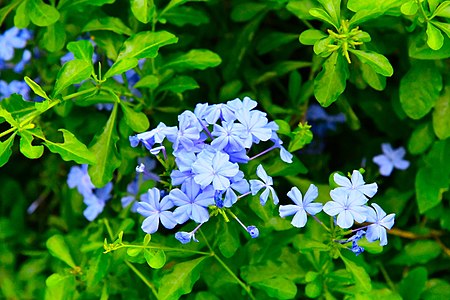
[67,165,113,221]
[130,97,293,242]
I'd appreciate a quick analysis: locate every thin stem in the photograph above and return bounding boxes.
[227,210,246,230]
[311,215,330,232]
[416,0,429,22]
[113,244,210,256]
[62,86,98,101]
[237,191,251,200]
[377,261,396,291]
[125,260,159,298]
[0,127,16,139]
[249,145,277,161]
[103,218,114,240]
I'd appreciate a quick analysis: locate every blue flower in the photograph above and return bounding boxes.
[204,103,235,124]
[169,182,215,224]
[13,49,31,73]
[323,189,368,229]
[246,226,259,238]
[192,150,239,191]
[365,203,395,246]
[175,231,199,244]
[279,185,323,228]
[121,178,139,212]
[0,80,31,100]
[307,104,345,135]
[0,27,31,61]
[333,170,378,199]
[83,182,113,221]
[211,121,246,151]
[373,143,410,177]
[136,188,177,234]
[171,111,202,152]
[350,242,365,255]
[235,109,272,148]
[249,164,279,205]
[67,164,95,197]
[131,122,177,151]
[226,96,257,113]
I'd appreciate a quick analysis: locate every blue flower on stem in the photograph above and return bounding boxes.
[246,226,259,238]
[169,182,215,224]
[249,164,279,205]
[333,170,378,199]
[365,203,395,246]
[279,185,323,228]
[83,182,113,221]
[373,143,410,177]
[323,189,368,229]
[136,188,177,234]
[175,223,203,244]
[350,242,365,255]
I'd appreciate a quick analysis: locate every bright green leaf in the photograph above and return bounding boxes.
[408,122,435,155]
[432,21,450,39]
[117,31,178,61]
[286,0,319,20]
[82,17,133,36]
[88,104,121,187]
[0,134,16,168]
[134,75,159,89]
[163,49,221,71]
[426,22,444,50]
[44,129,96,164]
[44,273,76,300]
[24,76,49,100]
[120,103,149,132]
[299,29,327,46]
[432,1,450,18]
[432,85,450,140]
[360,62,386,91]
[28,0,60,27]
[53,59,93,96]
[144,249,166,269]
[158,76,199,93]
[314,52,349,107]
[40,21,66,52]
[340,252,372,292]
[46,235,76,268]
[67,40,94,62]
[401,0,419,15]
[14,1,30,28]
[409,31,450,59]
[349,49,393,77]
[0,0,22,26]
[317,0,340,28]
[131,0,155,24]
[398,267,427,300]
[104,58,138,80]
[252,277,297,299]
[19,130,44,159]
[400,61,443,119]
[58,0,115,11]
[309,8,338,29]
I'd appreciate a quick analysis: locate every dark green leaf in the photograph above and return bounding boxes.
[144,249,166,269]
[104,58,138,80]
[164,6,209,26]
[40,21,66,52]
[120,103,149,132]
[257,32,298,55]
[0,0,22,26]
[24,76,49,100]
[131,0,155,24]
[349,49,393,77]
[158,76,199,93]
[88,104,121,187]
[265,156,308,176]
[252,277,297,299]
[400,61,443,119]
[82,17,133,36]
[58,0,115,11]
[299,29,327,46]
[44,129,96,164]
[67,40,94,62]
[116,31,178,61]
[340,252,372,292]
[432,85,450,140]
[408,122,435,155]
[53,59,93,96]
[0,134,16,168]
[392,240,442,265]
[163,49,221,71]
[134,75,159,89]
[46,235,76,268]
[314,52,349,107]
[28,0,60,27]
[19,130,44,159]
[426,22,444,50]
[422,279,450,300]
[157,257,207,300]
[217,221,239,258]
[409,31,450,59]
[398,267,427,300]
[231,2,267,22]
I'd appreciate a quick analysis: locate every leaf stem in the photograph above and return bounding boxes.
[0,127,16,139]
[125,260,159,298]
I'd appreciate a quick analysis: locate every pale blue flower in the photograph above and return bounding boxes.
[333,170,378,199]
[136,188,177,234]
[249,164,279,205]
[246,226,259,238]
[279,185,322,228]
[350,242,365,255]
[373,143,410,177]
[83,182,113,221]
[323,189,368,229]
[67,164,95,197]
[204,103,235,124]
[13,49,31,73]
[211,121,246,151]
[175,231,199,244]
[226,96,257,113]
[235,109,272,148]
[0,27,30,61]
[365,203,395,246]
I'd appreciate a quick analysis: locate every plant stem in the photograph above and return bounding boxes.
[125,260,159,298]
[0,127,16,139]
[377,261,396,291]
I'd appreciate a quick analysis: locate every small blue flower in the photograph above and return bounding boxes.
[211,121,246,151]
[169,182,215,224]
[136,188,177,234]
[0,80,31,100]
[83,182,113,221]
[235,109,272,148]
[175,231,199,244]
[350,242,365,256]
[347,229,366,242]
[249,164,279,205]
[131,122,178,151]
[373,143,410,177]
[226,96,257,113]
[0,27,31,61]
[171,111,202,152]
[67,164,95,197]
[204,103,235,124]
[279,185,323,228]
[246,226,259,238]
[323,189,368,229]
[13,49,31,73]
[333,170,378,199]
[365,203,395,246]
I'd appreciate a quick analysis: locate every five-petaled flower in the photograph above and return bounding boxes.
[250,164,279,205]
[365,203,395,246]
[373,143,410,177]
[333,170,378,199]
[323,189,368,229]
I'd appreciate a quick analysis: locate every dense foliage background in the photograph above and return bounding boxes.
[1,0,449,299]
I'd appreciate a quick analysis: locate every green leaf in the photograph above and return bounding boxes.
[392,240,442,265]
[127,247,142,257]
[0,134,16,168]
[426,22,444,50]
[348,49,393,77]
[231,2,267,22]
[46,235,76,268]
[432,21,450,38]
[432,1,450,18]
[24,76,49,100]
[217,221,240,258]
[44,129,96,164]
[131,0,155,24]
[257,32,298,55]
[14,1,30,28]
[40,21,66,52]
[104,58,138,80]
[408,122,435,155]
[314,52,349,107]
[158,76,199,93]
[27,0,60,27]
[286,0,319,20]
[120,103,149,132]
[400,61,443,120]
[144,249,166,269]
[88,104,121,187]
[19,130,44,159]
[82,17,133,36]
[401,0,419,15]
[86,252,111,288]
[289,123,313,152]
[252,277,297,299]
[116,31,178,61]
[58,0,115,11]
[53,59,93,96]
[266,156,307,176]
[163,49,222,71]
[317,0,341,28]
[409,31,450,59]
[398,267,427,300]
[432,85,450,140]
[0,0,22,26]
[360,62,386,91]
[415,140,450,213]
[44,273,76,300]
[67,40,94,62]
[164,6,209,26]
[299,29,327,46]
[309,8,338,29]
[157,257,207,300]
[340,252,372,292]
[134,75,159,89]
